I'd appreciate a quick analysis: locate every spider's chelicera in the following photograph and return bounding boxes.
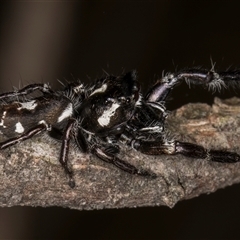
[0,68,239,187]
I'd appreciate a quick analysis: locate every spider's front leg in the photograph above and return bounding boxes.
[142,67,240,163]
[133,139,240,163]
[146,68,240,103]
[175,141,240,162]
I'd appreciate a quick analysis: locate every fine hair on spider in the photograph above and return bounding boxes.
[0,67,239,188]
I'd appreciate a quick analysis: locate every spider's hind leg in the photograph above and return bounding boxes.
[0,122,48,149]
[0,83,53,101]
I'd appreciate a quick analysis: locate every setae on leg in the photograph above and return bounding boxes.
[133,139,240,163]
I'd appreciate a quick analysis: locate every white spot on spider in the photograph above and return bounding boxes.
[98,102,120,127]
[17,100,37,110]
[139,126,163,133]
[90,84,107,96]
[15,122,24,133]
[57,103,73,123]
[43,83,50,92]
[0,111,7,128]
[135,94,143,106]
[38,120,51,131]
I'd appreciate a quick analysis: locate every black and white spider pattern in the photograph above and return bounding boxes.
[0,68,239,187]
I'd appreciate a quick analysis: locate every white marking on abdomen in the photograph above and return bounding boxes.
[98,103,120,127]
[90,84,107,96]
[15,122,24,133]
[57,103,73,123]
[0,111,7,128]
[17,100,37,110]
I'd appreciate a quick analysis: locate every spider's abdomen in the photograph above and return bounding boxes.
[0,95,73,138]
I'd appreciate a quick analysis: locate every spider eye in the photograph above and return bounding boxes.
[117,97,124,102]
[104,98,113,105]
[126,97,131,104]
[118,96,131,104]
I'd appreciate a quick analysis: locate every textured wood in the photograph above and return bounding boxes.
[0,97,240,210]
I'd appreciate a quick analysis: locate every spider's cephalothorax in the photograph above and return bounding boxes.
[77,71,140,137]
[0,68,240,187]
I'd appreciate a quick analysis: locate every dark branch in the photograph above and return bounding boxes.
[0,97,240,210]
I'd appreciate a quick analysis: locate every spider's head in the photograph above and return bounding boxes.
[80,71,140,136]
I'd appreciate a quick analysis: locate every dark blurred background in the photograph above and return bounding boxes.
[1,1,240,239]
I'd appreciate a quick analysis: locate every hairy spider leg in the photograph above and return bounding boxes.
[0,83,52,100]
[139,68,240,164]
[181,69,240,84]
[176,141,240,162]
[133,140,240,163]
[145,68,240,102]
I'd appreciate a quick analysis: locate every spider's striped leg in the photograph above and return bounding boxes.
[176,69,240,91]
[133,140,240,163]
[175,141,240,163]
[60,124,88,187]
[0,83,52,100]
[92,146,156,178]
[145,68,240,103]
[0,123,47,149]
[59,118,76,188]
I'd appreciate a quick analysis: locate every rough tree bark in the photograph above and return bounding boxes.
[0,97,240,210]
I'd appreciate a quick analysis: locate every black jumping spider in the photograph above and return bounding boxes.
[0,68,239,187]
